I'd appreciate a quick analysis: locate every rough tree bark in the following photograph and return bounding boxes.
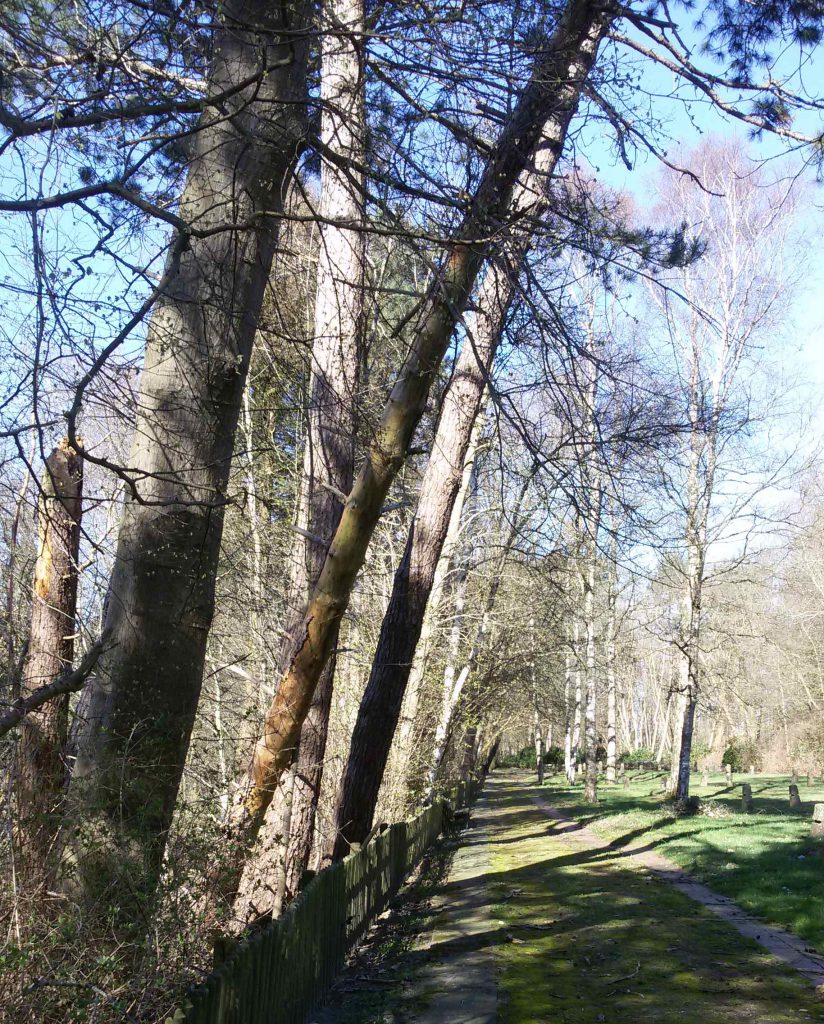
[228,0,612,878]
[328,7,609,857]
[232,0,365,924]
[63,0,311,902]
[16,441,83,878]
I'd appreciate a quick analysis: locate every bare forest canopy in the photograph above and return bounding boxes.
[2,0,824,1019]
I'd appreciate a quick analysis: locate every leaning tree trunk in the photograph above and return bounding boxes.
[227,0,612,881]
[392,410,485,809]
[327,14,609,857]
[423,475,532,802]
[232,0,365,926]
[16,441,83,881]
[63,0,310,905]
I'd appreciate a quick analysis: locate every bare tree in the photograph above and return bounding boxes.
[227,0,612,881]
[647,142,800,801]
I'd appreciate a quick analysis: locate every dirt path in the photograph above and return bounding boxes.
[314,773,824,1023]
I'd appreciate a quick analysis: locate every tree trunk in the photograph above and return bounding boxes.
[229,0,611,876]
[16,441,83,880]
[393,409,484,808]
[605,531,617,784]
[534,716,545,785]
[583,530,599,804]
[233,0,365,924]
[328,14,610,854]
[570,616,582,782]
[564,635,574,783]
[422,475,532,802]
[63,0,310,904]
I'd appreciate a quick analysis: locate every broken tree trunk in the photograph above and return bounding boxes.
[16,441,83,880]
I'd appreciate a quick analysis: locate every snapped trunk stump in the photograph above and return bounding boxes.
[789,784,801,810]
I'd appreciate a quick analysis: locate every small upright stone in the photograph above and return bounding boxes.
[808,773,814,787]
[789,784,802,810]
[792,769,799,784]
[748,764,755,776]
[812,803,824,839]
[701,769,709,787]
[741,783,753,813]
[725,763,733,784]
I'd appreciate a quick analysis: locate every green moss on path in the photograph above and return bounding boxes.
[488,774,824,1024]
[314,773,824,1023]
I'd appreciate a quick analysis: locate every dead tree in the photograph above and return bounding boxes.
[16,441,82,878]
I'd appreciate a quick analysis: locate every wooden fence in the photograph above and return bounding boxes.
[167,780,480,1024]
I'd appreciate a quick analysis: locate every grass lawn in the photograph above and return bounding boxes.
[541,770,824,954]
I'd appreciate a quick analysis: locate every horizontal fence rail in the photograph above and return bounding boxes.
[167,778,482,1024]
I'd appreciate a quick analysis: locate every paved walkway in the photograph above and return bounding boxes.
[315,773,824,1023]
[413,790,497,1023]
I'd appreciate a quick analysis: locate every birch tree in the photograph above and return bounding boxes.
[648,142,799,801]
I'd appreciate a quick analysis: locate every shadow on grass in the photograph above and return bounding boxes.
[534,773,824,954]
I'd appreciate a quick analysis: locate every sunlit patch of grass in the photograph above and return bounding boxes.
[543,771,824,952]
